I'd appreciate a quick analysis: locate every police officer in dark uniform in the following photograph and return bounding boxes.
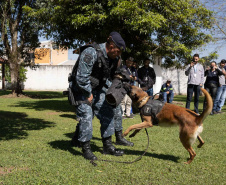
[71,32,133,161]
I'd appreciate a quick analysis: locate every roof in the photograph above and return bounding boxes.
[57,60,77,65]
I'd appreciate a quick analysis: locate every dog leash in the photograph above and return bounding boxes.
[90,128,150,166]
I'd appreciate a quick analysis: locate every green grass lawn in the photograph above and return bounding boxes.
[0,90,225,184]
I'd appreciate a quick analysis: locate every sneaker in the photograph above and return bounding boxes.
[122,115,126,119]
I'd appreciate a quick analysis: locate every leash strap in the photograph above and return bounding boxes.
[90,128,150,166]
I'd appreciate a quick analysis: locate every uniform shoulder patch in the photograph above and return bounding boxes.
[84,53,92,63]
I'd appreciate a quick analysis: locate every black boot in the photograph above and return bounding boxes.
[115,130,134,146]
[71,124,81,147]
[102,136,124,156]
[81,141,98,160]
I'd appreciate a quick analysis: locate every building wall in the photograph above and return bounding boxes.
[24,65,71,91]
[34,48,51,64]
[51,49,68,65]
[22,65,189,94]
[34,40,69,65]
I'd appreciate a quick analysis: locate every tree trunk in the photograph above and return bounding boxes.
[10,62,23,96]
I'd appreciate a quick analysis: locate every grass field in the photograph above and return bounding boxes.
[0,90,225,185]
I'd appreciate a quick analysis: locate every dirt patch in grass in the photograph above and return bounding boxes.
[0,166,29,176]
[172,101,184,105]
[47,112,62,115]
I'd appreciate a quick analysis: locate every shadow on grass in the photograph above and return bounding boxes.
[14,100,75,113]
[23,91,65,99]
[60,114,77,120]
[122,148,180,163]
[48,140,82,156]
[49,139,180,163]
[48,139,103,156]
[0,90,11,96]
[0,90,65,99]
[54,133,179,163]
[0,110,55,141]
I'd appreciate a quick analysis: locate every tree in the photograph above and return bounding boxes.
[202,0,226,39]
[200,0,226,52]
[0,0,40,95]
[30,0,214,65]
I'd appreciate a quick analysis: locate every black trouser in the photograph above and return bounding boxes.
[203,83,218,110]
[186,84,201,113]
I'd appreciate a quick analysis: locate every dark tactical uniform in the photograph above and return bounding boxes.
[71,35,133,160]
[72,43,123,142]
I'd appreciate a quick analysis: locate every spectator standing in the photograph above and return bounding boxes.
[160,79,174,103]
[185,54,205,114]
[138,58,156,97]
[203,61,224,113]
[131,61,140,87]
[211,60,226,114]
[120,57,134,118]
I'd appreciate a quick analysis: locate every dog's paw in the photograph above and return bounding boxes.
[197,143,204,148]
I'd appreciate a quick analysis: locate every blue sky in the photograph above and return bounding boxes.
[194,41,226,63]
[197,0,226,63]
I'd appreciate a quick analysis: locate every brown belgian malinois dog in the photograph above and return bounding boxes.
[123,85,213,164]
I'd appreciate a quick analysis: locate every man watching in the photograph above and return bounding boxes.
[138,58,156,97]
[185,54,205,114]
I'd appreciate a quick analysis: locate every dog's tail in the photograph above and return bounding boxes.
[197,88,213,125]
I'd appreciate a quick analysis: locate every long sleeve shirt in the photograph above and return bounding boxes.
[218,66,226,85]
[204,68,224,86]
[185,63,204,85]
[137,66,156,88]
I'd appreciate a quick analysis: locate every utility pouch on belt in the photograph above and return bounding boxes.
[67,86,91,106]
[68,87,76,106]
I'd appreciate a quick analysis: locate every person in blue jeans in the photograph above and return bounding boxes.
[212,59,226,114]
[160,79,174,103]
[203,61,224,114]
[185,54,205,114]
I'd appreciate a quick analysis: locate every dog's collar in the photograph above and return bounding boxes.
[138,96,150,108]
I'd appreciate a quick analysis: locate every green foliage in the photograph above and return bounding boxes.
[200,51,219,67]
[30,0,214,64]
[4,64,27,83]
[0,92,225,184]
[0,0,42,94]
